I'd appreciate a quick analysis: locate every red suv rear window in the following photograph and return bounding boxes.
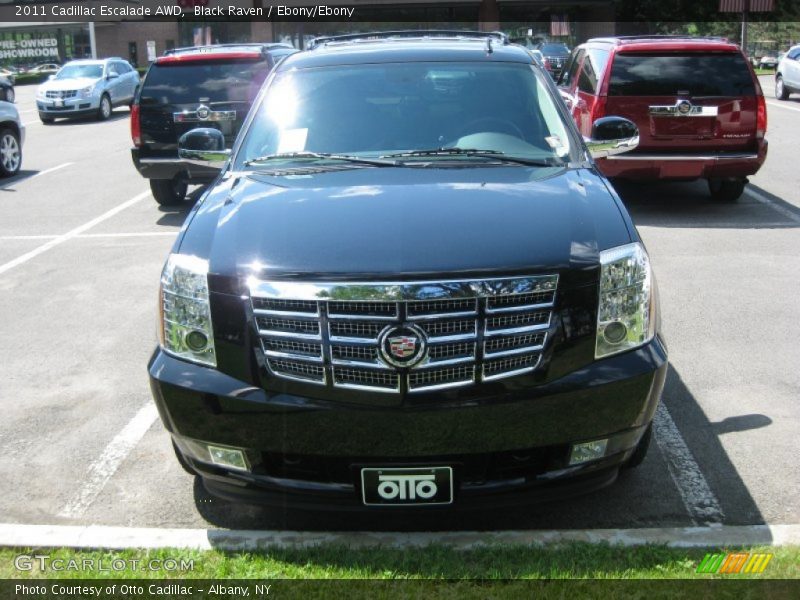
[609,53,755,97]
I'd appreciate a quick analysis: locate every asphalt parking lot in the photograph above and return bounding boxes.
[0,75,798,534]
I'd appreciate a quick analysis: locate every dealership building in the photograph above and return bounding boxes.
[0,0,614,68]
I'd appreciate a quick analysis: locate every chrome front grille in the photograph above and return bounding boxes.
[46,90,77,99]
[250,275,558,394]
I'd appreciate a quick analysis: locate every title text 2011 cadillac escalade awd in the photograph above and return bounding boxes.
[148,32,667,510]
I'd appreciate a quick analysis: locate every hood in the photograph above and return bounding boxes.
[39,77,100,92]
[177,166,634,289]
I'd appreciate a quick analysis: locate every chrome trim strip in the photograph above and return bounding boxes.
[328,313,398,321]
[649,103,718,117]
[417,355,475,368]
[406,310,478,321]
[426,333,477,343]
[254,308,320,318]
[483,343,545,359]
[263,349,323,362]
[408,378,475,393]
[249,274,559,301]
[605,153,759,161]
[485,301,554,314]
[482,365,538,382]
[173,110,237,123]
[484,322,550,336]
[330,357,390,369]
[258,329,322,341]
[328,336,378,345]
[332,381,401,393]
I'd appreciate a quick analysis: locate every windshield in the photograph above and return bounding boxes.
[56,64,103,80]
[237,62,574,168]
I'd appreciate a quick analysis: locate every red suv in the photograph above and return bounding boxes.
[558,36,767,201]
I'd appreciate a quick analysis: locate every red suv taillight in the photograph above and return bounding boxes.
[131,103,141,148]
[756,94,767,139]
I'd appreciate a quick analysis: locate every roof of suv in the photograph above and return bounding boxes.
[586,35,741,53]
[279,32,534,70]
[156,43,294,64]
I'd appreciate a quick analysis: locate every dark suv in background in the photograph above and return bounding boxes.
[558,36,767,202]
[130,43,296,206]
[535,41,571,79]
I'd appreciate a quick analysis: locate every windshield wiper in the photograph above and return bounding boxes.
[380,148,561,167]
[244,151,398,167]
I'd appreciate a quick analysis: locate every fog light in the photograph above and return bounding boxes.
[208,445,249,471]
[603,321,627,344]
[184,330,209,352]
[569,439,609,465]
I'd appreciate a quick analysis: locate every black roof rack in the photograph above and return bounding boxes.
[309,30,509,50]
[164,43,291,56]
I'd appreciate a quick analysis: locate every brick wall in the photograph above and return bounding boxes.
[94,22,181,68]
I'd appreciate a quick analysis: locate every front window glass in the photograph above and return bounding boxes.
[56,64,103,80]
[237,62,574,167]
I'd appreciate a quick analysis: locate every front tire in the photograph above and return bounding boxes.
[0,128,21,177]
[708,178,746,202]
[150,176,188,206]
[39,114,54,125]
[776,76,790,100]
[2,87,14,103]
[97,94,112,121]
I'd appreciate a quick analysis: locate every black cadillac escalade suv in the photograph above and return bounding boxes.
[149,32,668,510]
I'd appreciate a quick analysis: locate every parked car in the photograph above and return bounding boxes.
[28,63,61,76]
[534,41,571,79]
[759,54,779,69]
[776,45,800,100]
[558,36,768,202]
[0,100,24,177]
[35,58,140,124]
[0,67,16,85]
[149,31,667,509]
[130,43,297,206]
[0,76,14,103]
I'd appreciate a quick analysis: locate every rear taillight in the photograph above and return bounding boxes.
[756,94,767,139]
[130,103,141,148]
[590,95,607,124]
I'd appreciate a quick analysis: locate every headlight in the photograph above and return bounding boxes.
[595,242,656,359]
[158,254,216,367]
[36,88,46,99]
[79,85,95,98]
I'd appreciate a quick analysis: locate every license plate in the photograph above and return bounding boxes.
[361,466,453,506]
[54,98,63,107]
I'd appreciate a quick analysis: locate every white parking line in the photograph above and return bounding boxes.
[746,187,800,224]
[58,403,159,519]
[0,189,149,276]
[0,161,72,189]
[766,100,800,113]
[654,403,725,525]
[0,232,178,241]
[1,523,799,550]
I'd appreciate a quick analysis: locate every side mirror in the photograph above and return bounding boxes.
[178,128,231,169]
[107,72,119,80]
[585,116,639,159]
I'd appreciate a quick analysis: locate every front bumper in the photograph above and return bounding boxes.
[149,337,667,509]
[37,96,98,118]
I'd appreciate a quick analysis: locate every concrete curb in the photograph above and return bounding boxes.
[1,523,799,551]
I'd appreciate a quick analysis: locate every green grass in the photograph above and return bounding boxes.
[755,68,777,76]
[1,544,798,580]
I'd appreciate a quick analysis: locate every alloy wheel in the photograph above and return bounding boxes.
[1,133,20,173]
